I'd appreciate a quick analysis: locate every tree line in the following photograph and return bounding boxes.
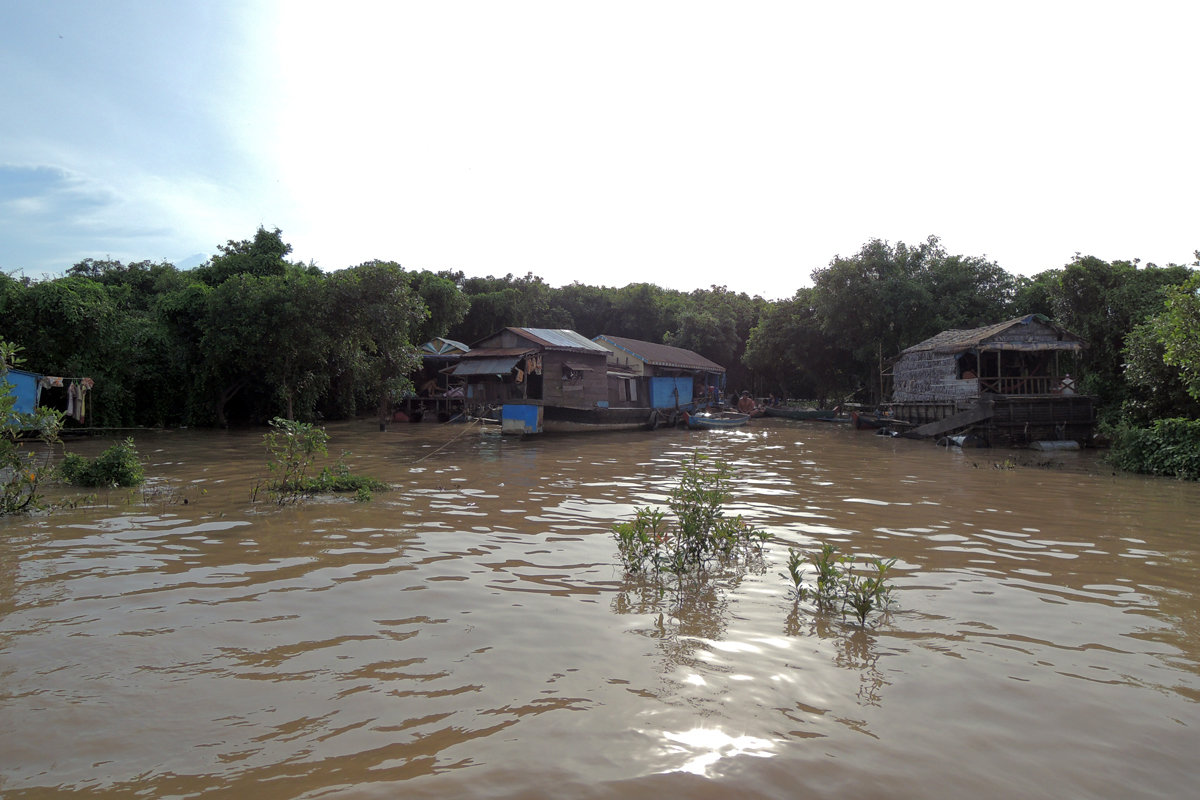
[2,227,1198,434]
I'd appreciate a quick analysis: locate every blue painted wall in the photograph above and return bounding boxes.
[501,403,542,434]
[3,369,40,415]
[649,377,693,409]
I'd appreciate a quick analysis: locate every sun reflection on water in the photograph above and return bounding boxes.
[656,727,779,776]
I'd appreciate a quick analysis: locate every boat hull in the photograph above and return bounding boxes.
[686,411,750,429]
[539,405,678,433]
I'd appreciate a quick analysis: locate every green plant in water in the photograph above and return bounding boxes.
[613,454,764,574]
[810,542,842,602]
[614,507,671,573]
[788,543,897,627]
[841,557,896,626]
[58,438,145,487]
[780,547,807,601]
[261,420,389,504]
[264,417,329,503]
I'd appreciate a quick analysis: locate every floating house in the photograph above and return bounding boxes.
[451,329,725,434]
[452,328,611,434]
[889,315,1095,445]
[592,335,725,424]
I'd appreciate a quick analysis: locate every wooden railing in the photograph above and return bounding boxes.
[977,376,1062,395]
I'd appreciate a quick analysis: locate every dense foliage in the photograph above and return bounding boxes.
[57,438,145,487]
[3,229,1199,479]
[1108,418,1200,480]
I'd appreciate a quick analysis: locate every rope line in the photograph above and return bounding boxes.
[410,417,485,463]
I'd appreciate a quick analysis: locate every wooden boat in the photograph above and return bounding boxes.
[685,410,750,429]
[851,410,915,431]
[763,406,837,421]
[540,404,680,433]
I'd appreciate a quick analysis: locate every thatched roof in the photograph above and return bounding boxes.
[900,315,1085,356]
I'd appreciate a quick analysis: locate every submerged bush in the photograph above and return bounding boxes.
[58,438,145,487]
[1108,418,1200,480]
[781,543,896,627]
[260,417,389,504]
[613,454,766,574]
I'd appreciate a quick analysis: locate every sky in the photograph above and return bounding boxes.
[2,1,1198,300]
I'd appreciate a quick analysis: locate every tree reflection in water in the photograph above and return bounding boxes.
[785,601,891,707]
[611,553,767,680]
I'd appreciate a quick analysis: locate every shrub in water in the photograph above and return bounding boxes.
[261,418,389,504]
[58,438,145,487]
[613,454,765,574]
[1108,418,1200,480]
[785,543,896,627]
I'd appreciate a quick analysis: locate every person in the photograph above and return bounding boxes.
[737,391,756,415]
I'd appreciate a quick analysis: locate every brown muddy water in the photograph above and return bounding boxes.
[1,419,1198,799]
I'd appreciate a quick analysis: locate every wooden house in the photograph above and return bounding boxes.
[591,335,725,421]
[889,315,1095,445]
[451,327,612,434]
[397,337,471,422]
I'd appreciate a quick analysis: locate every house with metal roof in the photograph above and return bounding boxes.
[451,329,725,434]
[451,328,612,433]
[592,335,726,417]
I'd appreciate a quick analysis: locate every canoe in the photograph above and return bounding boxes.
[686,411,750,429]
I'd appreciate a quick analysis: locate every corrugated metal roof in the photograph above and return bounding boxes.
[420,337,470,355]
[593,335,726,373]
[452,356,522,375]
[900,315,1086,355]
[513,328,609,352]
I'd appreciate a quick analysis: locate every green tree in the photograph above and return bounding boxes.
[192,226,303,286]
[743,288,854,403]
[1123,319,1200,423]
[324,261,425,423]
[1042,256,1193,421]
[1154,271,1200,402]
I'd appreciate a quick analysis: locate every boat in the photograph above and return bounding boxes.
[685,410,750,429]
[763,406,838,421]
[539,404,682,433]
[851,410,916,431]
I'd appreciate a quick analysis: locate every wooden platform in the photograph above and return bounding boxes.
[893,394,1094,446]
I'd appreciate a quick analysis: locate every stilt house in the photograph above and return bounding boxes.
[889,314,1095,445]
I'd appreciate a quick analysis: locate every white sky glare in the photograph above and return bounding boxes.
[2,1,1197,299]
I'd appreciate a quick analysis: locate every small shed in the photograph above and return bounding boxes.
[591,335,725,411]
[398,337,471,422]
